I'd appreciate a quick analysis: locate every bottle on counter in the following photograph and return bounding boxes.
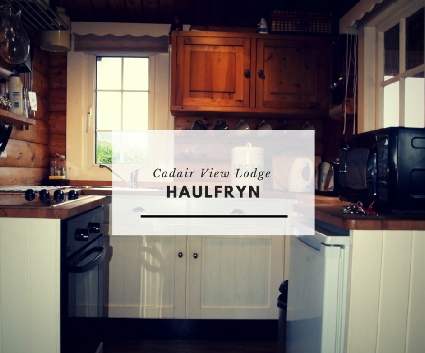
[8,73,23,115]
[49,153,66,179]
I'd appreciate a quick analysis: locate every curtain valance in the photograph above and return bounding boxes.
[73,34,169,52]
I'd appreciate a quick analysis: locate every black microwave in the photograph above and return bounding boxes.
[339,127,425,212]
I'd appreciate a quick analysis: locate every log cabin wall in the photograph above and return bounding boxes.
[48,52,67,157]
[0,45,51,186]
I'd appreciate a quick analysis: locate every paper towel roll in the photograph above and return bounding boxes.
[329,104,344,119]
[329,98,355,119]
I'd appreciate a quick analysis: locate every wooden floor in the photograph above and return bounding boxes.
[102,339,278,353]
[63,318,282,353]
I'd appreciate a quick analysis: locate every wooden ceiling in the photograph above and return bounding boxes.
[53,0,360,27]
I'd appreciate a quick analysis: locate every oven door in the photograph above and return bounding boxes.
[66,235,105,318]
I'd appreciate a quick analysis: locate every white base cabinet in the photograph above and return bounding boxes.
[105,235,285,319]
[106,235,186,318]
[0,218,60,353]
[345,229,425,353]
[187,235,284,319]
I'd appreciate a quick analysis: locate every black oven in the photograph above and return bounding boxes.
[61,206,106,353]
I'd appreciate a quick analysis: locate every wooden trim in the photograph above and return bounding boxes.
[73,34,169,53]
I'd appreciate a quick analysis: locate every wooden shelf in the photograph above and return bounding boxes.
[0,109,36,127]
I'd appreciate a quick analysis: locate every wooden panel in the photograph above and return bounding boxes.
[0,139,50,168]
[0,218,32,353]
[406,231,425,353]
[106,235,185,318]
[49,52,67,70]
[35,95,50,121]
[0,41,51,186]
[256,37,331,111]
[123,0,144,22]
[346,230,383,353]
[49,112,66,135]
[31,46,50,76]
[49,87,66,111]
[190,51,237,93]
[347,230,425,353]
[29,219,60,353]
[11,119,49,144]
[0,167,48,186]
[141,0,160,23]
[188,235,282,319]
[49,67,67,90]
[32,67,50,99]
[176,35,251,108]
[376,231,413,353]
[48,137,66,156]
[0,219,60,353]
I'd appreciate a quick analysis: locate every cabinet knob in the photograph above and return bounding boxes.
[244,69,250,78]
[257,69,265,79]
[193,253,198,259]
[178,252,183,258]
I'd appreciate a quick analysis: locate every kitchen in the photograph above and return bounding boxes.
[0,0,424,353]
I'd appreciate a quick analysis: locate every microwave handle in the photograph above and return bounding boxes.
[67,246,105,273]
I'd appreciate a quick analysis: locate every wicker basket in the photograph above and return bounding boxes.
[270,10,333,34]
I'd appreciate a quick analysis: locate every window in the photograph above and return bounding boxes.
[95,56,149,164]
[340,0,424,132]
[381,8,424,127]
[66,23,172,181]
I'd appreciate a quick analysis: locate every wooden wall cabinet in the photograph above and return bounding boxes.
[170,31,331,117]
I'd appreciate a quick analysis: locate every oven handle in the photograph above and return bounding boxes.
[67,246,105,273]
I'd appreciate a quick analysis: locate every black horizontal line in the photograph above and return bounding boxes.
[140,215,288,218]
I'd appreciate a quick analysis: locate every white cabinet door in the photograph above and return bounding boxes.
[186,235,284,319]
[106,235,186,318]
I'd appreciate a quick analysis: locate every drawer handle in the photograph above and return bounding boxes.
[244,69,250,78]
[178,252,183,258]
[193,253,198,259]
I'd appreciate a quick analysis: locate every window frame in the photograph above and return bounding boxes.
[66,23,173,182]
[342,0,424,132]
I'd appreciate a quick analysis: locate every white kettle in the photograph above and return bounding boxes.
[288,157,314,192]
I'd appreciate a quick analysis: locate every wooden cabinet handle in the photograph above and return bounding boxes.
[257,69,265,79]
[244,69,250,78]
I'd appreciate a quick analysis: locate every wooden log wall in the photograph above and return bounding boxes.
[48,52,67,156]
[0,45,51,186]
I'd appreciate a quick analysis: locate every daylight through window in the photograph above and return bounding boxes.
[95,56,149,164]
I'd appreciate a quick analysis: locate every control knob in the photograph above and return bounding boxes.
[24,189,35,201]
[53,189,65,202]
[68,190,79,200]
[39,189,50,202]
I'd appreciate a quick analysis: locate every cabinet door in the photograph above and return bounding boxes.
[187,235,284,319]
[0,218,61,353]
[106,235,186,318]
[172,34,251,110]
[256,37,331,112]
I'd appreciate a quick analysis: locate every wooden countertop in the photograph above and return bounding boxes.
[315,195,425,231]
[0,195,108,219]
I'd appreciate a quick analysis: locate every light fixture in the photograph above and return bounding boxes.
[0,3,30,64]
[40,7,70,52]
